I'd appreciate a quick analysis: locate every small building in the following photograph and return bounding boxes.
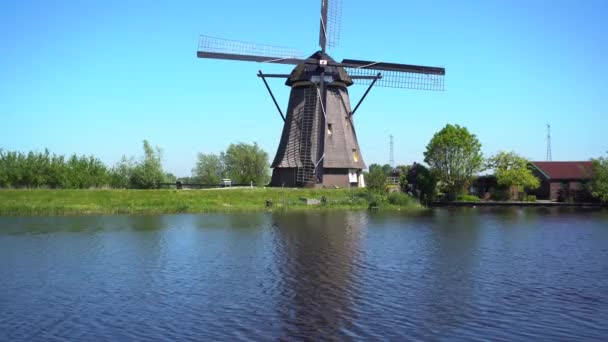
[529,161,594,202]
[470,175,498,200]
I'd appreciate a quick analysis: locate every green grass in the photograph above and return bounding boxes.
[0,188,423,216]
[455,194,481,202]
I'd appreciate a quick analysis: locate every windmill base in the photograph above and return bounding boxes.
[270,168,365,188]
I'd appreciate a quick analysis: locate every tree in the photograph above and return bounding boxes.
[176,176,197,184]
[192,153,224,185]
[62,154,109,189]
[223,142,270,185]
[423,124,483,200]
[368,163,382,174]
[130,140,165,189]
[486,151,540,199]
[406,163,438,205]
[590,153,608,203]
[109,156,135,189]
[164,173,177,183]
[395,165,410,176]
[0,148,109,189]
[369,163,395,176]
[382,164,393,175]
[395,165,410,191]
[366,167,387,191]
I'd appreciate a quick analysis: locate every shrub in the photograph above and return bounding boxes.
[456,194,480,202]
[490,189,510,201]
[366,168,387,191]
[388,192,414,206]
[367,191,384,209]
[386,184,400,193]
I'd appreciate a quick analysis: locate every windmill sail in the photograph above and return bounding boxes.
[342,59,445,90]
[197,35,305,65]
[319,0,343,51]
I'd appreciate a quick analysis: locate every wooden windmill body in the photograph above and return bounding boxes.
[197,0,445,187]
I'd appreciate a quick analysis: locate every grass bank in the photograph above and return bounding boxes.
[0,188,423,216]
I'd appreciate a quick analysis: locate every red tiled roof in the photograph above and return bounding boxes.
[530,161,594,180]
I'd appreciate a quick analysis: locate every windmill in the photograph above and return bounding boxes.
[197,0,445,188]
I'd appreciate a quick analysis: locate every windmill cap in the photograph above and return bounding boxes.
[286,51,353,87]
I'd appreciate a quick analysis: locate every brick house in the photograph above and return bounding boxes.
[529,161,594,202]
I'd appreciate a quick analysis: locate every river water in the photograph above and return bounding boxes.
[1,208,607,340]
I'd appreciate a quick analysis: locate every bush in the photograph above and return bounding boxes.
[386,184,400,193]
[0,148,109,189]
[366,168,387,191]
[523,194,536,202]
[388,192,414,206]
[399,173,408,192]
[366,191,384,209]
[407,163,439,205]
[490,189,510,201]
[456,194,480,202]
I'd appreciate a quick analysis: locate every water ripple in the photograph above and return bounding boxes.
[1,209,607,340]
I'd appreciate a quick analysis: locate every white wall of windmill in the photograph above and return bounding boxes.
[348,169,358,183]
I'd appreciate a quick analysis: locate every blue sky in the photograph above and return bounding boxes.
[2,0,607,177]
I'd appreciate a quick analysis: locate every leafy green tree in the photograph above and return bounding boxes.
[399,173,408,192]
[0,148,108,189]
[47,153,67,188]
[366,168,387,191]
[164,173,177,183]
[590,153,608,203]
[406,163,438,205]
[63,154,109,188]
[417,166,439,205]
[223,142,269,185]
[368,163,382,174]
[423,124,484,200]
[382,164,393,175]
[176,176,197,184]
[192,153,224,184]
[109,156,135,188]
[395,165,410,175]
[130,140,165,189]
[486,151,540,199]
[396,165,410,191]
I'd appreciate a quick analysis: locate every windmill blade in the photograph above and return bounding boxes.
[341,58,445,90]
[197,35,305,65]
[319,0,343,51]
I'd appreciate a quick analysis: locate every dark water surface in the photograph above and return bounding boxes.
[1,208,607,341]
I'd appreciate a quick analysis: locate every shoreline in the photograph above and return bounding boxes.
[0,188,422,217]
[432,201,607,208]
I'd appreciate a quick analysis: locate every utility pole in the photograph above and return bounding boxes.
[546,124,552,161]
[389,134,394,168]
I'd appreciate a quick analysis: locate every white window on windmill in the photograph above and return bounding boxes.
[327,123,333,135]
[352,149,358,162]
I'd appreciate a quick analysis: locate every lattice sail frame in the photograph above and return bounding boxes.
[198,35,304,61]
[345,67,444,90]
[326,0,343,49]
